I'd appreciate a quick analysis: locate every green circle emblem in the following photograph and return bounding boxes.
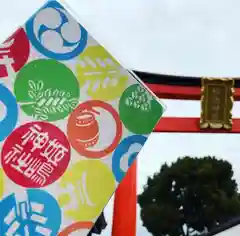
[119,84,163,134]
[14,59,80,121]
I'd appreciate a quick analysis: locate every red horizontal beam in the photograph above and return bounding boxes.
[154,117,240,133]
[146,83,240,101]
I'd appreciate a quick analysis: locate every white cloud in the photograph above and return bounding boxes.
[67,0,240,77]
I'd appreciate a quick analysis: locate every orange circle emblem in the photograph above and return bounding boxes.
[67,100,122,158]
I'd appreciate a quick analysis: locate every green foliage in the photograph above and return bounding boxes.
[138,156,240,236]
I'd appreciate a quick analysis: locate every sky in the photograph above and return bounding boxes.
[2,0,240,235]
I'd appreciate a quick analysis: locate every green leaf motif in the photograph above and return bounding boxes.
[125,85,152,112]
[27,80,79,121]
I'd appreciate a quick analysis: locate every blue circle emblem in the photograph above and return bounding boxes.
[0,189,61,235]
[112,135,147,182]
[25,1,88,60]
[0,83,18,141]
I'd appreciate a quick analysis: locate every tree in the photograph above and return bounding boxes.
[138,156,240,236]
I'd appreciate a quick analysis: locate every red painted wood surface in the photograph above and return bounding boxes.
[112,160,137,236]
[146,83,240,101]
[154,117,240,133]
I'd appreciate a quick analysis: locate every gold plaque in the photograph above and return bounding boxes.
[200,78,234,130]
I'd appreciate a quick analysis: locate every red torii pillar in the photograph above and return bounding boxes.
[112,160,137,236]
[112,75,240,236]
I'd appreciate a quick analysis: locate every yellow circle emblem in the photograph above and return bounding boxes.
[58,160,115,221]
[77,45,128,101]
[0,169,4,198]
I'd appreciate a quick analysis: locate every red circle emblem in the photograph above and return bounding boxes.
[67,100,122,158]
[0,28,29,78]
[1,122,71,188]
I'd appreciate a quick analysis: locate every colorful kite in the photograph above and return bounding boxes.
[0,1,165,235]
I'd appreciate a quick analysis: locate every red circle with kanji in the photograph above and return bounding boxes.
[0,28,30,78]
[1,121,71,188]
[67,100,122,158]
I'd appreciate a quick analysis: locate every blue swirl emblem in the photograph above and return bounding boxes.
[0,83,18,141]
[25,0,88,60]
[112,135,147,182]
[0,189,61,235]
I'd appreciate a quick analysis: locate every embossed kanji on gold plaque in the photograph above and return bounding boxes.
[200,78,234,130]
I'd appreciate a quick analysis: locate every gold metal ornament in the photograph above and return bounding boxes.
[200,78,234,130]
